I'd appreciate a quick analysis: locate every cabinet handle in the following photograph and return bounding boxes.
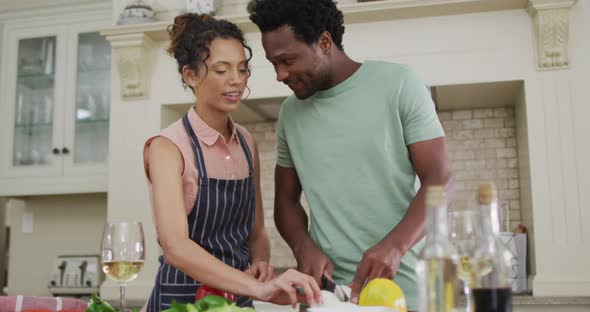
[61,147,70,155]
[52,148,60,155]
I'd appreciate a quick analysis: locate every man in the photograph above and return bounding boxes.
[249,0,451,310]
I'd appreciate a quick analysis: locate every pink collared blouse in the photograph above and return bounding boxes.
[143,107,256,218]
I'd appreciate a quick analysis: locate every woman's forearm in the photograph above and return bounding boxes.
[162,237,262,298]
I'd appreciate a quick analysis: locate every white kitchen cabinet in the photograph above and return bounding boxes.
[0,5,112,196]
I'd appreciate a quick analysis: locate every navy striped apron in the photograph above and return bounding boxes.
[146,114,255,311]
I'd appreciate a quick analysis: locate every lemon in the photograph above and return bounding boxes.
[358,278,407,312]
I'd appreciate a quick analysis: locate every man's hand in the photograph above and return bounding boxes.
[349,240,404,304]
[294,238,334,285]
[245,261,275,282]
[347,137,451,303]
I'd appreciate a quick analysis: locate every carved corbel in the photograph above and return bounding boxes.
[528,0,577,70]
[105,33,153,99]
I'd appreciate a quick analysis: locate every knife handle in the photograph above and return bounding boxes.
[295,286,312,303]
[296,286,305,296]
[321,274,336,292]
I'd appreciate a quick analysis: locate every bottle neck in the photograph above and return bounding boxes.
[479,201,501,235]
[426,204,449,241]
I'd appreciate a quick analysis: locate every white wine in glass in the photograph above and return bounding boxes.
[101,221,145,312]
[101,260,144,283]
[449,210,478,312]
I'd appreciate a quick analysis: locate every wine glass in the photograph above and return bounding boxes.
[101,221,145,312]
[449,210,479,312]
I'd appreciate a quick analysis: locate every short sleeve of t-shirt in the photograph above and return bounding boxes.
[276,101,294,168]
[398,67,444,145]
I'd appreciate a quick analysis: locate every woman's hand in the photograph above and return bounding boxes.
[253,269,323,308]
[245,261,275,282]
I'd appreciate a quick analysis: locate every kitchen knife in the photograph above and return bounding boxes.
[296,273,350,312]
[297,273,336,312]
[321,274,350,302]
[295,273,335,295]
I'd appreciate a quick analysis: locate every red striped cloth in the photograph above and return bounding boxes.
[0,296,87,312]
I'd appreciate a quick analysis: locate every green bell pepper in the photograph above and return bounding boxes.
[207,306,255,312]
[194,295,232,311]
[162,295,256,312]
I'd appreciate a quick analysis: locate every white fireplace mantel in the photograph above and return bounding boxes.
[104,33,154,99]
[528,0,578,70]
[102,0,539,101]
[102,0,579,101]
[103,0,533,40]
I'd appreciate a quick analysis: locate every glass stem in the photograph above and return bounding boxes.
[120,283,126,312]
[464,282,472,312]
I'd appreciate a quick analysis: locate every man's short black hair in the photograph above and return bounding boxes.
[248,0,345,50]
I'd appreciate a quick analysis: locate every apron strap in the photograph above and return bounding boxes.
[182,114,208,179]
[236,130,254,176]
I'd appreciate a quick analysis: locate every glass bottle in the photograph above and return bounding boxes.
[449,210,479,312]
[471,182,513,312]
[416,186,460,312]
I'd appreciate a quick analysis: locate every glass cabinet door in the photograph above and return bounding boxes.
[13,36,57,168]
[72,32,111,165]
[0,21,110,186]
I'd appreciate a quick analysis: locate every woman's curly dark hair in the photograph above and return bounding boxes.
[248,0,345,50]
[167,13,253,89]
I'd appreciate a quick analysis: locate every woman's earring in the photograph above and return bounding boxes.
[242,86,251,101]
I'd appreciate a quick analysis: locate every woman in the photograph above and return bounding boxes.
[143,13,321,311]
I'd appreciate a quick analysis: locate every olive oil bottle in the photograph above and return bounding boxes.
[416,186,460,312]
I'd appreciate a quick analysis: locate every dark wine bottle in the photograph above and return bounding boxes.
[473,288,512,312]
[472,183,514,312]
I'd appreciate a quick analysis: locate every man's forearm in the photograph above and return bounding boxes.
[248,228,271,263]
[384,187,427,254]
[384,177,452,253]
[274,200,311,252]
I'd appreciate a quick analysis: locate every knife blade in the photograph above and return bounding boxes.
[297,274,335,312]
[296,273,349,312]
[322,274,350,302]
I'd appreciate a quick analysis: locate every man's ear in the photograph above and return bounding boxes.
[182,65,199,89]
[318,31,333,54]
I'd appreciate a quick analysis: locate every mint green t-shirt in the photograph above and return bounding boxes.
[276,61,444,310]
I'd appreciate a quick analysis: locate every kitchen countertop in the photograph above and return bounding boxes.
[125,295,590,310]
[511,295,590,305]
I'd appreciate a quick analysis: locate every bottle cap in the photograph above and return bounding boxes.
[425,185,446,208]
[478,182,498,205]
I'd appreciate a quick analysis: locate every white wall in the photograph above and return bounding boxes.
[105,1,590,301]
[515,85,534,282]
[527,0,590,295]
[6,194,107,296]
